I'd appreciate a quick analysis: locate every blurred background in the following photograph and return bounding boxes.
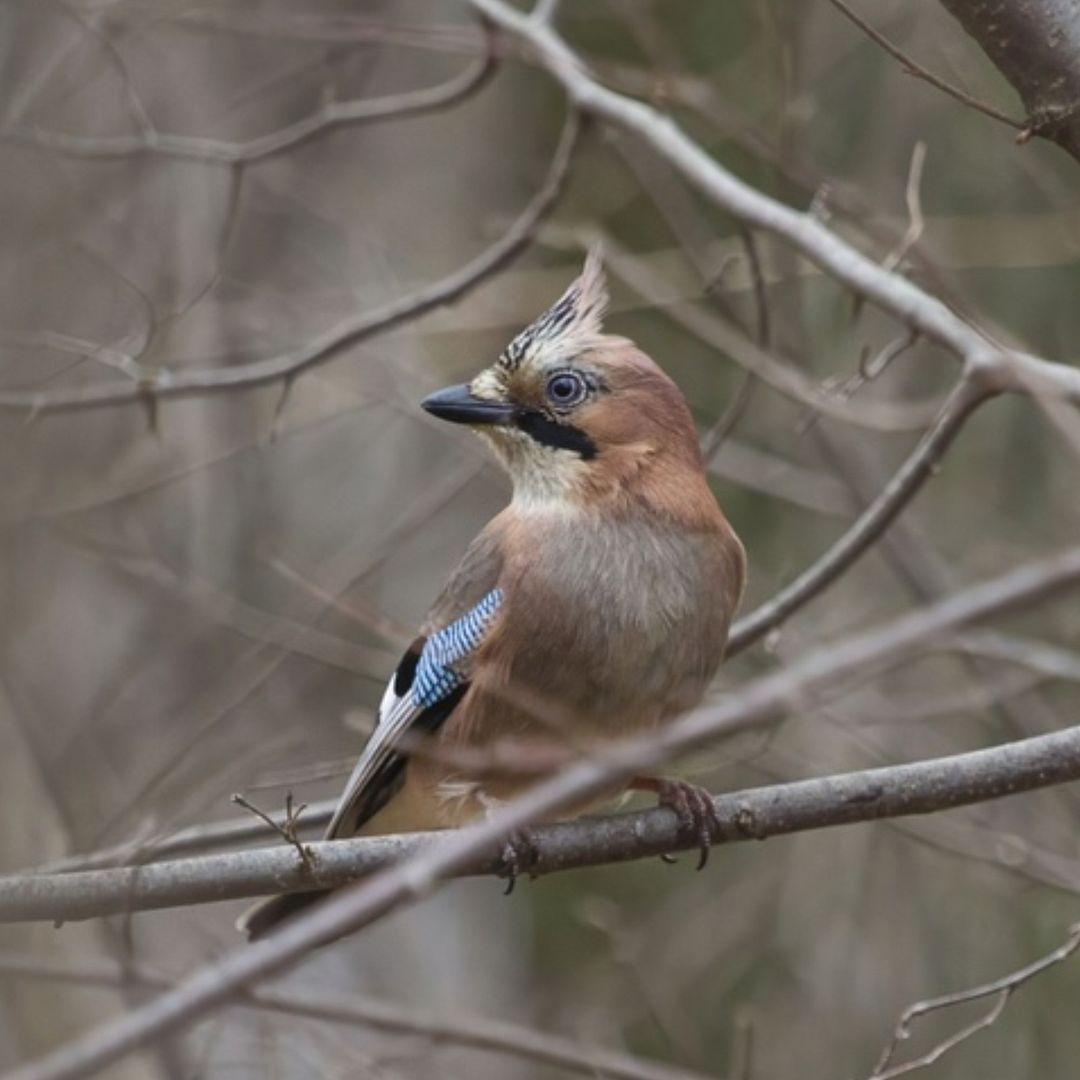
[2,1,1080,1076]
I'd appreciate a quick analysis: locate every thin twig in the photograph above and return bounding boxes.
[726,373,990,656]
[823,0,1023,130]
[700,230,768,457]
[231,793,315,876]
[0,26,498,163]
[598,237,941,432]
[469,0,1080,410]
[883,140,928,272]
[701,371,757,461]
[6,547,1080,1077]
[0,110,580,413]
[868,923,1080,1079]
[0,953,709,1080]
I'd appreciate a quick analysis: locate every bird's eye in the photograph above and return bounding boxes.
[545,371,587,408]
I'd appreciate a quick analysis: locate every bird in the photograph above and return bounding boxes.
[239,248,746,940]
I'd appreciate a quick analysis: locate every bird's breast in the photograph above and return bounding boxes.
[471,513,739,739]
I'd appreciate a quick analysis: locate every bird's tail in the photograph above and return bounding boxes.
[236,888,332,941]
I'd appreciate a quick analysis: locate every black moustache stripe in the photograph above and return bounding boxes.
[516,410,597,460]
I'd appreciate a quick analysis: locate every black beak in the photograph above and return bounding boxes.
[421,384,516,426]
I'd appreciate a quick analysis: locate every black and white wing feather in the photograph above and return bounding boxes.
[324,587,504,838]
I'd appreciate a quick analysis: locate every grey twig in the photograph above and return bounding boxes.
[882,141,928,272]
[935,0,1080,159]
[824,0,1022,130]
[0,25,497,163]
[0,110,581,413]
[5,545,1080,1079]
[598,237,940,433]
[4,721,1080,926]
[469,0,1080,409]
[726,374,990,656]
[868,922,1080,1079]
[0,952,708,1080]
[230,793,314,876]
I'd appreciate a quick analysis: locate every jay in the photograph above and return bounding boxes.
[240,250,746,939]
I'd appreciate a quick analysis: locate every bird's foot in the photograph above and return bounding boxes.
[630,775,719,870]
[498,828,539,895]
[478,791,539,893]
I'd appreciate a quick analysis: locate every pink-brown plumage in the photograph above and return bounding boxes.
[239,249,745,939]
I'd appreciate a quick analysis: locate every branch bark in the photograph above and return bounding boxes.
[468,0,1080,408]
[0,954,710,1080]
[3,723,1080,925]
[727,375,990,655]
[5,545,1080,1080]
[825,0,1023,130]
[1,36,497,163]
[0,110,580,413]
[936,0,1080,159]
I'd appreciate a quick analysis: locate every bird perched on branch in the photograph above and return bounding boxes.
[239,248,745,940]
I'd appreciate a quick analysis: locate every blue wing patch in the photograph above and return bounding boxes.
[324,587,504,839]
[413,588,503,708]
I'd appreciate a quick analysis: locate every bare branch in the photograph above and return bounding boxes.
[935,0,1080,158]
[882,141,928,273]
[727,375,990,656]
[468,0,1080,409]
[5,546,1080,1079]
[868,923,1080,1079]
[0,110,581,413]
[5,719,1080,926]
[0,953,710,1080]
[824,0,1023,130]
[0,26,497,163]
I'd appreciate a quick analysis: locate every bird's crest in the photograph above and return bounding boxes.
[499,246,609,372]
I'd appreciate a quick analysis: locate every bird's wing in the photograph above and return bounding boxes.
[324,530,505,839]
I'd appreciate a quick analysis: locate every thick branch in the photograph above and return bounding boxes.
[468,0,1080,408]
[6,546,1080,1080]
[4,723,1080,925]
[937,0,1080,160]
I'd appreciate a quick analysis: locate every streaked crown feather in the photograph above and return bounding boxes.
[499,245,609,372]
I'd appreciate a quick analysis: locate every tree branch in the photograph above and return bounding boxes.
[868,922,1080,1078]
[5,545,1080,1080]
[468,0,1080,408]
[727,374,990,655]
[0,953,710,1080]
[824,0,1023,130]
[936,0,1080,159]
[0,25,497,163]
[3,720,1080,925]
[0,109,580,414]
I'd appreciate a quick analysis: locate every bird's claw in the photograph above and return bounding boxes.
[498,828,539,894]
[651,778,720,870]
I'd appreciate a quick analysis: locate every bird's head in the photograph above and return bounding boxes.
[423,249,708,513]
